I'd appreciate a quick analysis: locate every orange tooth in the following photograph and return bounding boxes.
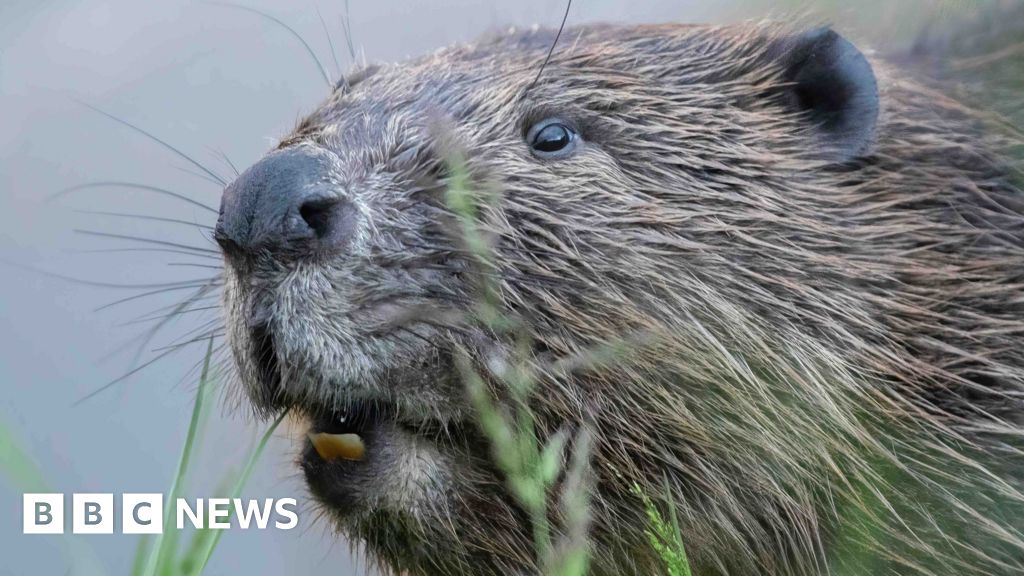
[307,432,366,461]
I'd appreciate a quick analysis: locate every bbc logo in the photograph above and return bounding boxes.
[24,493,163,535]
[24,493,298,534]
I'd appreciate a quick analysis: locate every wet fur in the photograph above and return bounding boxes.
[219,18,1024,576]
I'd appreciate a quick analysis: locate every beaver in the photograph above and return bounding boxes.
[212,15,1024,576]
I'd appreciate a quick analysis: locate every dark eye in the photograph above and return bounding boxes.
[526,118,579,159]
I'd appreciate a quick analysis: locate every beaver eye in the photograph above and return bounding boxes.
[526,119,578,159]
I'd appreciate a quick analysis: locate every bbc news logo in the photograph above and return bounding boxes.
[23,494,298,534]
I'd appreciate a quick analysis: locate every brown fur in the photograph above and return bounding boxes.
[219,17,1024,576]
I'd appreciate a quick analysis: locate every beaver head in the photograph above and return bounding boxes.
[214,21,1024,576]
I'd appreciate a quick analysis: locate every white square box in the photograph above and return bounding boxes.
[122,493,163,534]
[72,493,114,534]
[23,493,64,534]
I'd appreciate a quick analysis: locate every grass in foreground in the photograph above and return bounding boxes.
[445,154,692,576]
[0,337,284,576]
[134,337,287,576]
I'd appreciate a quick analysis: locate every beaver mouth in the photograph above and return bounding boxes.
[301,402,459,462]
[299,401,466,517]
[236,286,474,521]
[299,404,391,514]
[245,319,465,515]
[304,400,448,456]
[301,402,385,473]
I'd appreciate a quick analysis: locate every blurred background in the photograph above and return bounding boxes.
[0,1,1009,574]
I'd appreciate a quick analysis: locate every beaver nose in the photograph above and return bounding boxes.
[214,146,358,256]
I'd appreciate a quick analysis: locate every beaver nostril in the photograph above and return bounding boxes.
[299,197,358,248]
[299,199,334,235]
[216,146,356,256]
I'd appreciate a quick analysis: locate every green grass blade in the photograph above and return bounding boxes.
[141,336,215,576]
[0,419,51,493]
[189,409,288,575]
[662,476,691,576]
[178,472,236,575]
[0,411,108,575]
[633,482,692,576]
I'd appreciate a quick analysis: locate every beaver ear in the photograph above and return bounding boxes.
[774,27,879,162]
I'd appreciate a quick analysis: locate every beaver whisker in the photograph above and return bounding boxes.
[130,297,221,323]
[173,165,230,189]
[315,7,343,82]
[338,0,356,62]
[73,210,215,231]
[206,2,332,87]
[166,262,224,270]
[151,325,226,353]
[525,0,573,93]
[77,101,229,186]
[70,247,223,260]
[0,259,216,292]
[209,146,242,178]
[46,103,239,410]
[124,282,223,355]
[74,229,219,255]
[118,305,221,327]
[50,181,218,213]
[73,338,225,406]
[90,288,220,358]
[94,278,221,312]
[171,340,232,391]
